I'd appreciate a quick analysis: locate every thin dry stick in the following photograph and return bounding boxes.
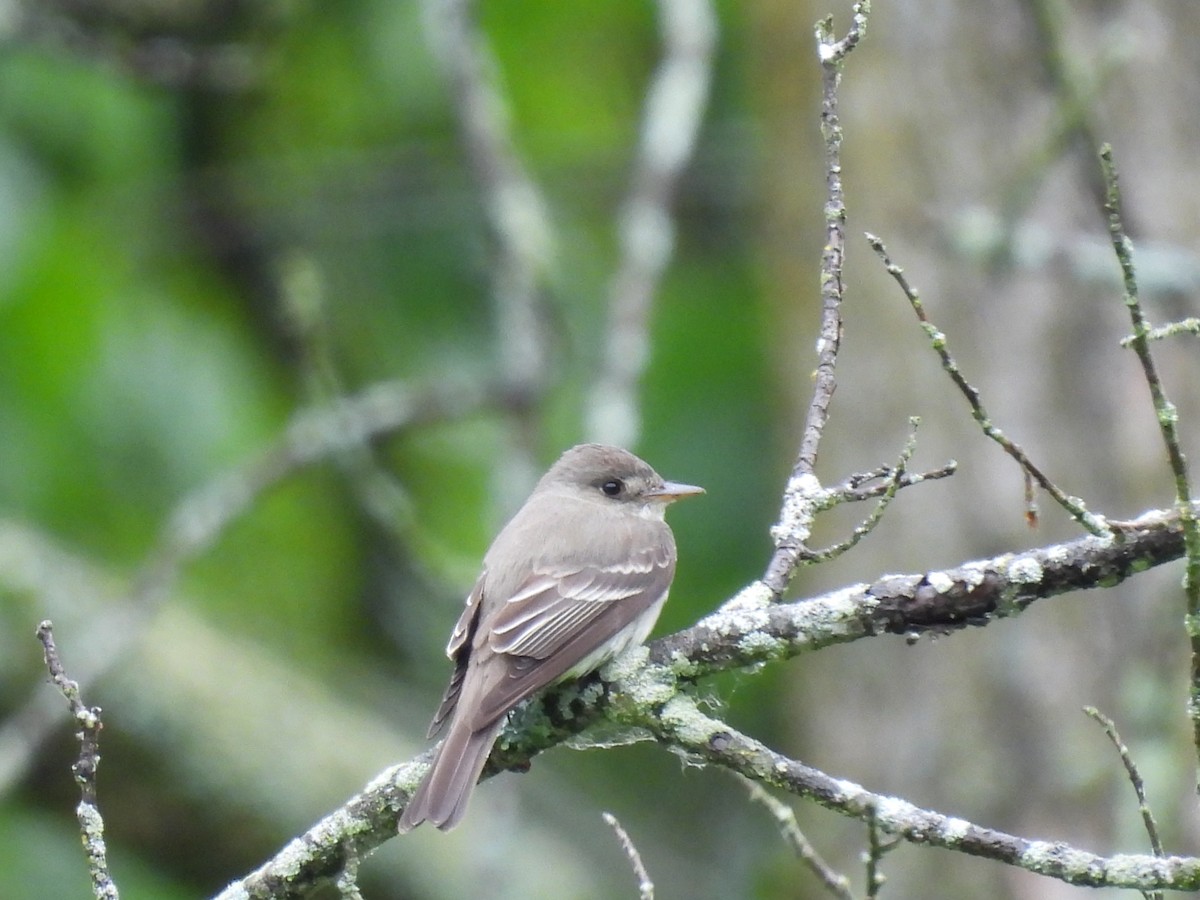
[586,0,718,448]
[806,417,921,563]
[1121,318,1200,346]
[602,812,655,900]
[762,2,871,598]
[1083,708,1165,864]
[1098,144,1200,779]
[847,461,955,495]
[741,778,854,900]
[828,459,957,504]
[36,622,120,900]
[865,232,1112,538]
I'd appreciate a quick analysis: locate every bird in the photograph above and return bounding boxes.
[398,443,703,832]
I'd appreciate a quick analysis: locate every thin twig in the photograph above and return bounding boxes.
[865,231,1112,538]
[136,378,492,608]
[36,622,120,900]
[1098,144,1200,781]
[994,0,1125,236]
[1083,706,1165,900]
[763,2,871,597]
[1120,318,1200,346]
[828,460,957,503]
[806,417,921,563]
[649,696,1200,893]
[741,777,854,900]
[602,812,655,900]
[586,0,718,448]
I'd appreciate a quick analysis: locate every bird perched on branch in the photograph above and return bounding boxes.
[399,443,703,832]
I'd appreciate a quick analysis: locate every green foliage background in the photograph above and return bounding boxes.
[2,1,1199,898]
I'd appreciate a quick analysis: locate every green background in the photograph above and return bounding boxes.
[2,1,1199,897]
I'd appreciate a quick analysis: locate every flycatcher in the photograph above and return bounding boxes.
[398,443,703,832]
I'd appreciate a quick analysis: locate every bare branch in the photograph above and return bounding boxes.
[827,460,958,504]
[216,502,1197,898]
[422,0,556,494]
[648,697,1200,892]
[1099,143,1200,782]
[36,622,120,900]
[586,0,718,447]
[805,417,921,563]
[3,379,493,794]
[762,3,872,597]
[866,232,1112,537]
[741,778,854,900]
[992,0,1126,233]
[1083,706,1165,900]
[668,503,1192,675]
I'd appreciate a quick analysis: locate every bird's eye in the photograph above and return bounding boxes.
[600,479,624,497]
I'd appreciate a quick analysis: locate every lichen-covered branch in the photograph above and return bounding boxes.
[1121,318,1200,345]
[214,500,1196,898]
[657,503,1189,676]
[36,622,120,900]
[646,696,1200,892]
[1099,144,1200,786]
[761,3,871,598]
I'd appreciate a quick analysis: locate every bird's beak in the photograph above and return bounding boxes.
[648,481,705,502]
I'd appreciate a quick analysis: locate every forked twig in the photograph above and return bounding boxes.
[1098,144,1200,776]
[763,2,872,597]
[866,232,1111,538]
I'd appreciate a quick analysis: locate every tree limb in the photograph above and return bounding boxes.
[214,500,1197,898]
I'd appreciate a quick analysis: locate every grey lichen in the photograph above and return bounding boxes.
[1006,556,1043,584]
[769,472,824,545]
[658,694,724,747]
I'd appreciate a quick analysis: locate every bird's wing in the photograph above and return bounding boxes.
[488,557,668,658]
[426,573,487,739]
[464,544,676,728]
[446,571,487,660]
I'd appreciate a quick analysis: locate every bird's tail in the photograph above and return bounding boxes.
[398,719,504,832]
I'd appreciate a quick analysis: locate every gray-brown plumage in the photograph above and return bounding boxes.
[398,443,702,832]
